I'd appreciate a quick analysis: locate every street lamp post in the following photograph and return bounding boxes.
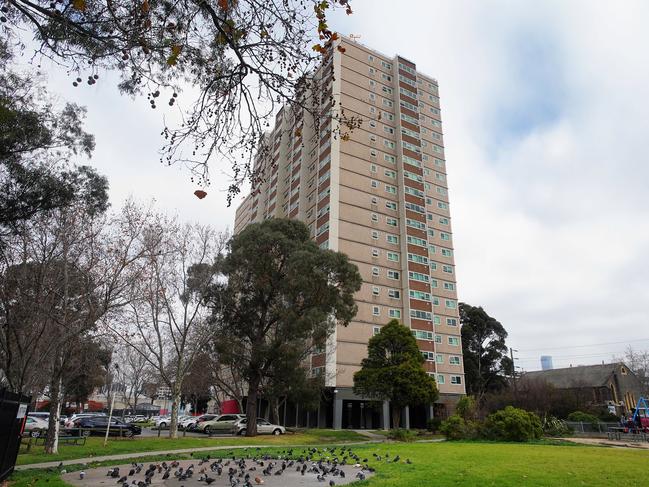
[104,364,119,446]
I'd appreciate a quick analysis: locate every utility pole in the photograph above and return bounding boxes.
[104,364,119,446]
[510,348,518,399]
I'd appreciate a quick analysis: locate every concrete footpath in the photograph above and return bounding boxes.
[560,437,649,450]
[15,440,381,471]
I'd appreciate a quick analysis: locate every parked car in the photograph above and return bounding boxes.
[69,417,142,437]
[64,413,105,428]
[179,416,198,430]
[154,416,172,429]
[23,416,49,437]
[197,414,245,434]
[231,418,285,436]
[27,412,49,421]
[186,414,218,431]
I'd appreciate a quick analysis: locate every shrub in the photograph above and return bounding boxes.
[387,428,417,442]
[440,415,479,440]
[567,411,600,427]
[426,417,442,433]
[455,396,478,420]
[484,406,543,442]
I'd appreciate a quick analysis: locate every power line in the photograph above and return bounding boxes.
[516,338,649,353]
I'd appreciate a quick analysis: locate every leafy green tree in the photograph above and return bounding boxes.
[3,0,355,197]
[353,319,439,429]
[199,219,361,436]
[0,40,96,234]
[460,302,512,399]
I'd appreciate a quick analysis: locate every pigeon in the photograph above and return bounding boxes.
[254,476,264,484]
[393,455,400,463]
[205,477,216,485]
[356,472,366,481]
[129,469,136,476]
[79,471,85,480]
[118,475,128,483]
[329,481,336,487]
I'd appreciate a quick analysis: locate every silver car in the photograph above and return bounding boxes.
[24,416,49,437]
[198,414,245,434]
[231,418,285,436]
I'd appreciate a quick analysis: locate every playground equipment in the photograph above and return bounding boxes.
[631,396,649,432]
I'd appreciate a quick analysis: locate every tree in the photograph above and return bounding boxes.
[199,218,361,436]
[0,184,150,454]
[353,319,439,429]
[618,346,649,395]
[110,210,227,438]
[62,336,112,409]
[113,342,152,414]
[3,0,356,199]
[0,40,95,234]
[459,303,512,400]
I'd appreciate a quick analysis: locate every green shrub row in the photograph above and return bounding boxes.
[440,406,544,442]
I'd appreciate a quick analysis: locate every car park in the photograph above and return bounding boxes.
[179,416,198,430]
[197,414,245,434]
[68,417,142,437]
[231,418,285,436]
[23,416,49,437]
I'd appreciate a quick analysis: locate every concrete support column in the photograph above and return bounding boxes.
[403,406,410,430]
[426,404,434,420]
[382,401,390,430]
[333,398,343,430]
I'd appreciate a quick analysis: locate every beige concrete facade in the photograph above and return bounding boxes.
[234,38,465,417]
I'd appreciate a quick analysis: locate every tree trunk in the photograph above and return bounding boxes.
[391,405,401,430]
[169,392,180,439]
[269,397,280,425]
[245,376,260,436]
[44,373,62,454]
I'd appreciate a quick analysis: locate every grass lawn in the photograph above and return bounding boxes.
[11,440,649,486]
[16,429,366,466]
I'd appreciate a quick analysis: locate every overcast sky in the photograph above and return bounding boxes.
[37,0,649,371]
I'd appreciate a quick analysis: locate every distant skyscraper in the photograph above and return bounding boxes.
[541,356,553,371]
[234,37,465,428]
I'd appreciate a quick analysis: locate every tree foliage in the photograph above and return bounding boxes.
[459,302,512,399]
[199,218,361,435]
[0,40,96,233]
[353,319,439,429]
[2,0,355,199]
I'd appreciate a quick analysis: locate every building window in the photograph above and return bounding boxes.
[447,318,458,326]
[371,230,379,240]
[443,282,455,291]
[386,201,397,211]
[372,248,380,257]
[384,154,396,164]
[451,376,462,385]
[448,337,460,346]
[371,180,379,188]
[370,164,377,173]
[371,213,379,222]
[372,267,380,277]
[389,309,401,318]
[435,335,442,344]
[445,299,457,309]
[435,354,444,364]
[372,306,380,316]
[373,326,381,335]
[387,252,399,262]
[387,234,399,244]
[437,374,445,385]
[387,270,400,280]
[410,309,432,321]
[385,184,397,194]
[386,217,398,227]
[388,289,400,299]
[372,286,380,296]
[449,356,461,365]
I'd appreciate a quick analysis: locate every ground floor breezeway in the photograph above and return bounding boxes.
[249,387,462,430]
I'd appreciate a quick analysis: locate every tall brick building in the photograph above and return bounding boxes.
[234,37,465,428]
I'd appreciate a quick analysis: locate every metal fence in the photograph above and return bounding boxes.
[0,389,31,482]
[565,421,619,434]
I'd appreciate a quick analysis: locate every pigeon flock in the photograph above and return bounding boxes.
[63,446,412,486]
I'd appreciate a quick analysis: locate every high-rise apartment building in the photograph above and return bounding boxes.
[234,38,465,428]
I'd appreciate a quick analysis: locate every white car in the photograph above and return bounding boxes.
[155,416,172,429]
[232,418,285,436]
[24,416,49,437]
